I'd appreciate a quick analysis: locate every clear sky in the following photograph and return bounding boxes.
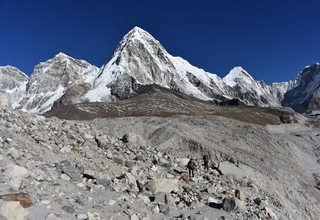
[0,0,319,83]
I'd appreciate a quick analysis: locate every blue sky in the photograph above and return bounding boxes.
[0,0,319,83]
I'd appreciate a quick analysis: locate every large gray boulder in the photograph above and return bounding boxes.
[0,92,12,110]
[122,132,146,147]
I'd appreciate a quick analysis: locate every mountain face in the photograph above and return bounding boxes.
[223,67,287,106]
[18,53,99,113]
[82,27,285,107]
[83,27,232,103]
[0,66,29,108]
[282,63,320,113]
[1,26,314,114]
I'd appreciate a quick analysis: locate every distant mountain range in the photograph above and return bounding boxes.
[0,27,319,115]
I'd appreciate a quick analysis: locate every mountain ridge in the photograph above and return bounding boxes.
[0,26,318,115]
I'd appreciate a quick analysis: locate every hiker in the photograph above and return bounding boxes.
[203,154,209,172]
[187,158,197,178]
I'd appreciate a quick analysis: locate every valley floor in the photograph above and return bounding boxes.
[0,110,320,219]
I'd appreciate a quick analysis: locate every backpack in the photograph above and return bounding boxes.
[188,159,197,169]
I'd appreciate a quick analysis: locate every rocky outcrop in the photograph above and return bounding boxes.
[19,53,99,113]
[0,92,12,110]
[282,63,320,113]
[0,66,28,108]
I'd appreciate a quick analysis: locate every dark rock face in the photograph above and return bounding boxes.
[282,64,320,113]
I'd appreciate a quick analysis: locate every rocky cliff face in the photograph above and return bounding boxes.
[282,63,320,113]
[0,66,28,108]
[223,67,286,107]
[19,53,99,113]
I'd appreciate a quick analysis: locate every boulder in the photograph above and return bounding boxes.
[219,162,244,179]
[149,178,179,194]
[235,189,245,201]
[0,92,12,110]
[234,198,246,212]
[221,197,236,212]
[122,132,146,147]
[0,201,29,220]
[265,207,278,220]
[175,158,189,167]
[159,203,170,215]
[5,164,31,188]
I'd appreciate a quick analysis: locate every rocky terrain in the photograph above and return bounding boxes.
[1,106,320,219]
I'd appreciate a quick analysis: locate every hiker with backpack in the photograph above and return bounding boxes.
[203,154,209,172]
[187,158,197,178]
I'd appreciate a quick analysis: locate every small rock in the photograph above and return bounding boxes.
[235,189,245,201]
[159,203,170,215]
[207,186,216,194]
[138,195,150,204]
[114,157,124,165]
[265,207,278,220]
[208,197,221,204]
[77,214,87,220]
[61,205,75,214]
[254,198,261,206]
[108,200,116,206]
[234,198,246,212]
[60,174,71,181]
[46,213,61,220]
[221,197,236,212]
[153,205,160,213]
[166,174,174,178]
[130,214,139,220]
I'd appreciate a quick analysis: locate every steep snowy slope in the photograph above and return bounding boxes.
[223,67,287,107]
[19,53,99,113]
[282,63,320,113]
[83,27,232,103]
[0,66,28,108]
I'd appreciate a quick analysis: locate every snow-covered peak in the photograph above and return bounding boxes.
[122,26,156,42]
[223,66,255,87]
[54,52,72,59]
[0,65,29,79]
[0,65,28,108]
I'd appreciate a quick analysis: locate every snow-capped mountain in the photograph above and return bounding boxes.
[83,27,232,103]
[223,67,286,106]
[0,66,29,108]
[282,63,320,113]
[18,53,99,113]
[0,27,298,114]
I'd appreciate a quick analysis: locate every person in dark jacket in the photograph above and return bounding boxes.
[187,158,197,177]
